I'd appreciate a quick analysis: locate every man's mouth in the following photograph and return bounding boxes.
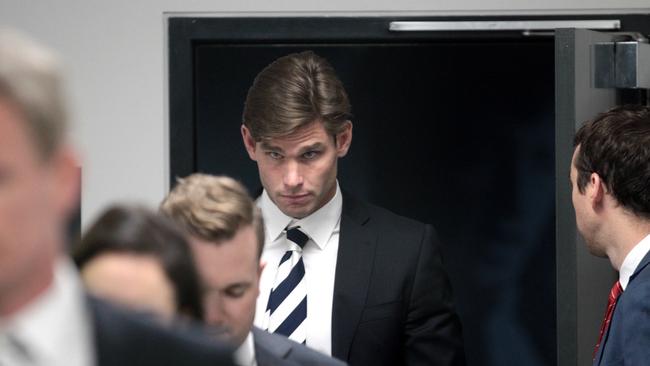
[280,193,311,204]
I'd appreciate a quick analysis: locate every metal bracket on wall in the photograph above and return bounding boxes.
[593,40,650,89]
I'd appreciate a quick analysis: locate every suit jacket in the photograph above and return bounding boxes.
[593,250,650,366]
[89,297,234,366]
[331,193,465,366]
[253,327,346,366]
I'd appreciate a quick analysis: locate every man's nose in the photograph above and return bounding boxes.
[204,296,225,326]
[283,160,304,188]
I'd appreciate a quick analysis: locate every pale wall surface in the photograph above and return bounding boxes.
[0,0,647,226]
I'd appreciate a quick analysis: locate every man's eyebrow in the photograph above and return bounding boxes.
[260,141,283,151]
[300,142,326,151]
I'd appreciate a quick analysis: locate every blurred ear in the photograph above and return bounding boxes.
[258,260,266,279]
[241,125,258,161]
[336,121,353,158]
[256,260,266,297]
[50,146,80,218]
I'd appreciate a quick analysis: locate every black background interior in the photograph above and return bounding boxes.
[193,41,556,366]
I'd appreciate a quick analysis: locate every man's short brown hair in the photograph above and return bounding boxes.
[160,174,264,257]
[242,50,352,141]
[574,104,650,219]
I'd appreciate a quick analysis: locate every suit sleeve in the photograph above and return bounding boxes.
[404,224,466,366]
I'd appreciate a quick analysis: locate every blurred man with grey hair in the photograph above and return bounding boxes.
[0,28,232,366]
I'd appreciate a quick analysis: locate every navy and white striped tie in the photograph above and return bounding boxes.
[264,226,308,344]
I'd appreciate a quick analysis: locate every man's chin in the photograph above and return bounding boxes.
[206,327,231,341]
[275,201,312,219]
[207,328,248,348]
[282,208,311,219]
[585,241,608,258]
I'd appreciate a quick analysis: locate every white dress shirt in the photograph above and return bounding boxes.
[0,258,95,366]
[619,234,650,290]
[234,331,257,366]
[254,183,342,356]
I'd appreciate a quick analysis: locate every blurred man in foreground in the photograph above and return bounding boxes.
[0,28,232,366]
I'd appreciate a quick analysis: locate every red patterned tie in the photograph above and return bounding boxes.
[593,280,623,359]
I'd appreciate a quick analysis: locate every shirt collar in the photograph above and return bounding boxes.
[258,182,342,250]
[619,234,650,290]
[2,257,95,365]
[234,331,257,366]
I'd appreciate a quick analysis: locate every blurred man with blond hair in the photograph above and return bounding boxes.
[0,28,231,366]
[162,173,345,366]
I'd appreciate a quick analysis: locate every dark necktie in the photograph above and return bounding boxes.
[264,226,309,344]
[593,280,623,359]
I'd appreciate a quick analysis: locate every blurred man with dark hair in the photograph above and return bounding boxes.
[0,28,232,366]
[73,204,204,322]
[570,104,650,366]
[162,173,345,366]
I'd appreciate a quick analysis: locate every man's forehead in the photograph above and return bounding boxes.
[259,138,326,151]
[259,127,332,150]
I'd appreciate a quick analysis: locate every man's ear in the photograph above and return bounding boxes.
[51,146,80,218]
[258,260,266,278]
[588,172,606,210]
[335,121,353,158]
[255,260,266,296]
[241,124,258,161]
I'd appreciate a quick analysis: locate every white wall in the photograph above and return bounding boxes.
[0,0,648,227]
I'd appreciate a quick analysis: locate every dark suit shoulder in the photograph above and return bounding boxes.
[338,192,465,366]
[89,297,233,366]
[253,328,347,366]
[342,192,432,231]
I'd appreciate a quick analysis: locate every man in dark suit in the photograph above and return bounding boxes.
[240,50,465,365]
[161,173,346,366]
[0,28,232,366]
[570,105,650,366]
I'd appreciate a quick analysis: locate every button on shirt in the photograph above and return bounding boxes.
[0,258,95,366]
[619,234,650,290]
[254,183,342,356]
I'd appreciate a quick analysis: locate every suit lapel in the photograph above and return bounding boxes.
[253,327,292,361]
[629,250,650,284]
[331,193,376,361]
[594,252,650,365]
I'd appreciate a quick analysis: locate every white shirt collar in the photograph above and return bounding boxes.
[619,234,650,290]
[234,331,257,366]
[0,257,95,366]
[258,182,342,250]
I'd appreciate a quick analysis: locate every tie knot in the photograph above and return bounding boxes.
[286,227,309,248]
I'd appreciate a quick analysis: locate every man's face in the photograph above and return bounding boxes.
[0,98,76,313]
[242,120,352,219]
[190,225,262,347]
[570,146,606,257]
[80,253,177,322]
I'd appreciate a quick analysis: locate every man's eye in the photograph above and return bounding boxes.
[226,288,246,298]
[302,151,319,160]
[268,152,283,160]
